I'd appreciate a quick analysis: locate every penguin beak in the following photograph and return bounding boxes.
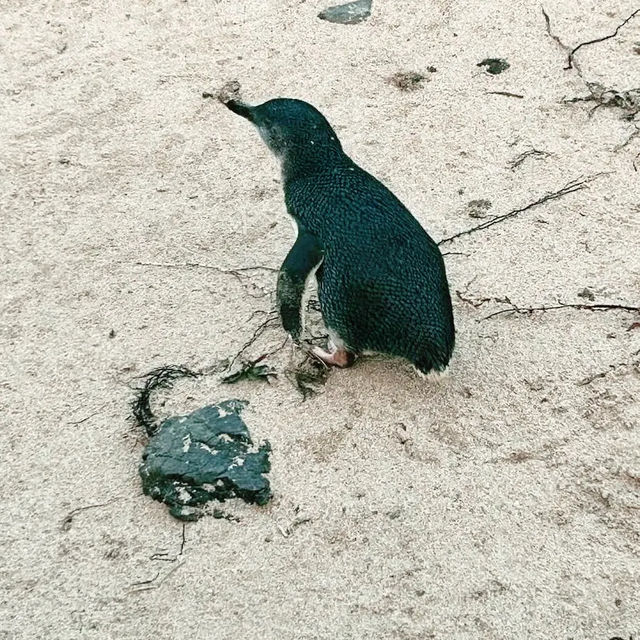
[225,100,255,122]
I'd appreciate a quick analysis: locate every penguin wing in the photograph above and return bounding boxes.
[277,228,323,342]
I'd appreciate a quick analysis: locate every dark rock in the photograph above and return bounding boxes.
[318,0,372,25]
[139,401,271,520]
[477,58,510,75]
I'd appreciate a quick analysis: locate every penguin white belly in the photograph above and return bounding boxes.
[283,213,322,334]
[285,212,299,240]
[300,258,323,335]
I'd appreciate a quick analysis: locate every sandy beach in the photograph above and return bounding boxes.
[1,1,640,637]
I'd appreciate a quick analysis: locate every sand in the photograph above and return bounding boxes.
[1,0,639,638]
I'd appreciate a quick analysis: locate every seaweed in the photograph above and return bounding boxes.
[131,365,201,436]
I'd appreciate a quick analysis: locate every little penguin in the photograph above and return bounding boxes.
[223,95,455,375]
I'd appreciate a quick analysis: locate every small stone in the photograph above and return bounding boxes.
[318,0,372,25]
[477,58,510,75]
[577,288,595,301]
[215,80,242,105]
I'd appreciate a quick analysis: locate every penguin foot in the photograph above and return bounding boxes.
[309,345,356,368]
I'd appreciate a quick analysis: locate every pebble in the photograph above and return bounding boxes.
[318,0,372,25]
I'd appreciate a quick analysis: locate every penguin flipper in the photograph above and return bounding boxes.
[277,229,323,343]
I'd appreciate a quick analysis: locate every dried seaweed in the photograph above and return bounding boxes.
[483,301,640,321]
[566,8,640,70]
[287,357,330,401]
[222,355,277,384]
[439,174,604,245]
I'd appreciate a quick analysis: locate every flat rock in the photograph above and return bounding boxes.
[139,400,271,520]
[318,0,372,25]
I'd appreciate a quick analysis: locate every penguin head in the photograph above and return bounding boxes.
[225,98,345,175]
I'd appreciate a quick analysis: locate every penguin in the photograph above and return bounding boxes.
[223,96,455,375]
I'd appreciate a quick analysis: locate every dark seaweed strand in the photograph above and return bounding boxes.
[131,365,201,436]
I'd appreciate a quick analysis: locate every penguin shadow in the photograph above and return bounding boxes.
[350,353,454,388]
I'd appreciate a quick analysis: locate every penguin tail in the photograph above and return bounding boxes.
[413,348,452,378]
